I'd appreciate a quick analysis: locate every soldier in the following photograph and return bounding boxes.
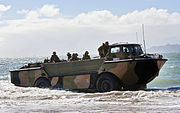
[70,53,80,61]
[50,51,61,63]
[44,58,50,63]
[104,41,110,56]
[98,41,110,58]
[67,52,71,61]
[98,43,105,58]
[82,51,91,60]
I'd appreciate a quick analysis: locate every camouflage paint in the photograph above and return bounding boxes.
[157,60,166,70]
[10,58,167,90]
[18,71,29,86]
[13,68,45,87]
[63,74,90,89]
[102,61,138,85]
[119,61,139,85]
[51,77,59,86]
[74,74,90,89]
[108,62,128,79]
[43,59,104,77]
[146,60,166,83]
[102,59,166,86]
[18,70,37,86]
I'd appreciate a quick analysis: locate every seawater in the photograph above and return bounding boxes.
[148,53,180,88]
[0,57,45,81]
[1,53,180,89]
[0,53,180,112]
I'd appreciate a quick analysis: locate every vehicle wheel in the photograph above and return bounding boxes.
[96,73,120,92]
[34,78,51,88]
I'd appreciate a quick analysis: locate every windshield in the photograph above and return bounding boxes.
[111,47,120,53]
[122,45,143,54]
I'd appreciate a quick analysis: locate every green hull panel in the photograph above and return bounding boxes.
[43,59,104,76]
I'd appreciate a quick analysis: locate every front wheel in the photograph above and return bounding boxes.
[96,73,121,92]
[34,78,51,88]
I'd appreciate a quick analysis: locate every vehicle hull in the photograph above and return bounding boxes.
[10,58,167,90]
[102,58,167,89]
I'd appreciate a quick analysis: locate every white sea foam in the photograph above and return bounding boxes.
[0,81,180,112]
[170,65,176,69]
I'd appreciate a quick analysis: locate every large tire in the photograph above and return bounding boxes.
[96,73,121,92]
[34,78,51,88]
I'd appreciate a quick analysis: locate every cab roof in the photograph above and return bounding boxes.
[110,43,141,47]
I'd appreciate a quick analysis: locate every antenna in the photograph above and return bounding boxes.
[136,32,138,44]
[142,24,146,54]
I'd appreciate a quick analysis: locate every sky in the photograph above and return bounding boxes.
[0,0,180,57]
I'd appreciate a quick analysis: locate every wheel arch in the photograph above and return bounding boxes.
[96,72,124,89]
[33,76,51,87]
[98,72,121,82]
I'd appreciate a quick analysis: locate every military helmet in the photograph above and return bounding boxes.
[85,51,89,54]
[53,51,56,55]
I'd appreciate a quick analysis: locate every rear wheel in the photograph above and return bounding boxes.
[34,78,51,88]
[96,73,121,92]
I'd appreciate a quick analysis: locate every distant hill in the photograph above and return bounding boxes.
[147,44,180,53]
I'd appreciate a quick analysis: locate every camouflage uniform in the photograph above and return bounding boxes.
[44,58,50,63]
[98,43,105,58]
[50,52,61,63]
[70,53,80,61]
[104,41,110,57]
[98,41,110,58]
[82,51,91,60]
[67,52,71,61]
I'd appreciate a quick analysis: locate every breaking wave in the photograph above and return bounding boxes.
[0,81,180,112]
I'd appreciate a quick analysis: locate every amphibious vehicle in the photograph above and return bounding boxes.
[10,43,167,92]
